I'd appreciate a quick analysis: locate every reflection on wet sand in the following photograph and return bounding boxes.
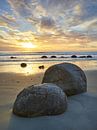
[0,60,97,75]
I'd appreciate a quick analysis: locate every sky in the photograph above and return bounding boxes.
[0,0,97,52]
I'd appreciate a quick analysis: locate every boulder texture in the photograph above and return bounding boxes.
[13,83,67,117]
[42,63,87,96]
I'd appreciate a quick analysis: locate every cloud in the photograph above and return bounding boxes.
[81,0,97,20]
[8,0,78,16]
[0,39,23,51]
[7,0,96,28]
[0,12,18,29]
[0,0,95,51]
[71,18,97,35]
[7,0,32,17]
[7,0,80,26]
[37,16,57,34]
[40,17,55,29]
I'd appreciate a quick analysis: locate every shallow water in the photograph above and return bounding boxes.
[0,51,97,75]
[0,60,97,75]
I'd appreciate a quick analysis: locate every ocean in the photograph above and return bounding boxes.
[0,51,97,74]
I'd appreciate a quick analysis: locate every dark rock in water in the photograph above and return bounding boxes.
[79,56,86,58]
[10,56,16,59]
[71,55,77,58]
[51,56,57,58]
[13,83,67,117]
[60,56,65,58]
[87,55,92,58]
[41,56,48,58]
[39,65,44,69]
[42,63,87,96]
[21,63,27,68]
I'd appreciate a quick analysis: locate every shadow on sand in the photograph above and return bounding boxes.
[7,93,97,130]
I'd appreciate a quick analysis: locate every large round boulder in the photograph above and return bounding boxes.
[13,83,67,117]
[42,63,87,96]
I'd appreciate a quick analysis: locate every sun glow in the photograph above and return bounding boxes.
[21,42,37,49]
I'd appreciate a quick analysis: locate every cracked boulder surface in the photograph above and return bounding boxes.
[42,63,87,96]
[13,83,67,117]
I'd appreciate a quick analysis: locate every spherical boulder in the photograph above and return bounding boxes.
[87,55,92,58]
[60,56,65,58]
[13,83,67,117]
[21,63,27,68]
[10,56,16,59]
[42,63,87,96]
[79,56,86,58]
[39,65,45,69]
[41,56,48,58]
[51,56,57,58]
[71,55,77,58]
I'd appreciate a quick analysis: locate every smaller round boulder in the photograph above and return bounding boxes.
[39,65,45,69]
[60,56,65,58]
[71,55,77,58]
[13,83,67,117]
[51,56,57,58]
[21,63,27,68]
[87,55,92,58]
[79,56,86,58]
[41,56,48,58]
[10,56,16,59]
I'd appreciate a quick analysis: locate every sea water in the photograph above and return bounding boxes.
[0,51,97,74]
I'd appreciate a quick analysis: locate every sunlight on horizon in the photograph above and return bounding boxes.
[21,42,37,49]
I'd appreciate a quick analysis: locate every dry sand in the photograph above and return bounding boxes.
[0,70,97,130]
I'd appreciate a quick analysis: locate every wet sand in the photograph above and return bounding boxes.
[0,70,97,130]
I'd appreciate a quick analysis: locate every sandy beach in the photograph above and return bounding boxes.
[0,70,97,130]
